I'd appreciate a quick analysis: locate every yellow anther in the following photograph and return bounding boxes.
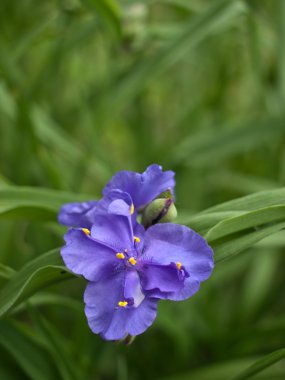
[176,262,182,271]
[116,253,125,260]
[118,301,128,308]
[128,257,137,266]
[82,228,90,236]
[130,203,134,215]
[134,236,140,243]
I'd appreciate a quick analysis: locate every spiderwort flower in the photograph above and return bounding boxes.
[58,164,175,228]
[61,208,214,340]
[103,164,175,210]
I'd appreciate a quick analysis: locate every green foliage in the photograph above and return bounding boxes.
[0,0,285,379]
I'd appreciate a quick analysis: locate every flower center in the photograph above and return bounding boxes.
[116,250,138,268]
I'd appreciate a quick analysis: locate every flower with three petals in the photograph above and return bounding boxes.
[59,165,214,340]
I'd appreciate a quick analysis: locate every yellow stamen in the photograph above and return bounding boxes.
[118,301,128,307]
[176,262,182,271]
[82,228,90,236]
[129,257,137,266]
[116,253,125,259]
[130,203,134,215]
[134,236,140,243]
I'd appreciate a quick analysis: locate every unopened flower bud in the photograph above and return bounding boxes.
[142,198,177,228]
[119,334,136,345]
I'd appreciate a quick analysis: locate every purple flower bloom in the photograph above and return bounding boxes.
[103,164,175,210]
[61,211,214,340]
[58,164,175,228]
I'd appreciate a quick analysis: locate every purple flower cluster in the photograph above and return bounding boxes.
[59,164,214,341]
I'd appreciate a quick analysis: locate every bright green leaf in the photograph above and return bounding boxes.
[0,249,74,318]
[206,205,285,242]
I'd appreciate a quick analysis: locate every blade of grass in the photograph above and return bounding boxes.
[231,348,285,380]
[206,205,285,242]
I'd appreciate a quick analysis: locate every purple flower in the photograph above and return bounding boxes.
[103,164,175,210]
[61,211,214,340]
[58,164,175,228]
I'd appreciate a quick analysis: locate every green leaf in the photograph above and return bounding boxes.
[0,263,15,280]
[31,106,86,163]
[172,118,285,166]
[0,320,56,380]
[255,231,285,249]
[0,186,92,221]
[104,0,246,113]
[206,170,279,194]
[11,293,82,315]
[89,0,121,36]
[182,190,285,240]
[203,188,285,213]
[279,1,285,109]
[29,308,83,380]
[180,211,244,235]
[0,249,74,318]
[238,249,280,322]
[231,348,285,380]
[206,205,285,242]
[213,221,285,262]
[160,357,285,380]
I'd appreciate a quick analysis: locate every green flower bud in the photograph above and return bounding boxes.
[142,198,177,228]
[119,334,136,345]
[157,190,173,199]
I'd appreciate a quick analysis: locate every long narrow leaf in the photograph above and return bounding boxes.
[231,348,285,380]
[0,186,92,221]
[0,249,74,317]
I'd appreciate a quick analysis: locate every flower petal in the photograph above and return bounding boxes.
[106,190,134,216]
[84,271,125,338]
[167,278,201,301]
[119,298,158,339]
[90,213,136,252]
[124,270,145,307]
[84,273,158,341]
[103,164,175,209]
[61,228,119,281]
[58,201,98,228]
[139,263,184,297]
[142,223,214,300]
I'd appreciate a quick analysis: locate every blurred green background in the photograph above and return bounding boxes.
[0,0,285,379]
